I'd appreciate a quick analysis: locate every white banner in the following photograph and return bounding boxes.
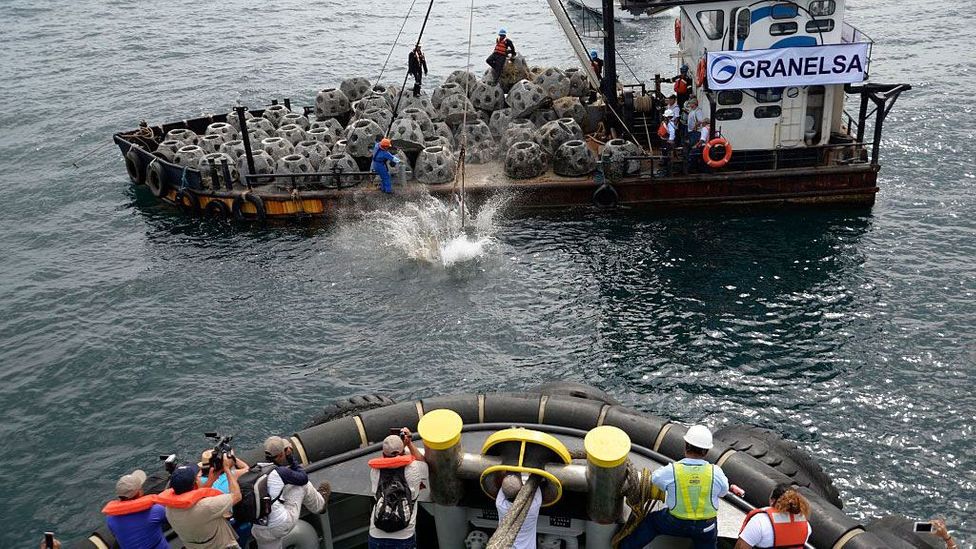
[706,44,869,90]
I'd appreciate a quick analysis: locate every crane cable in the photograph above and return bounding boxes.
[387,0,437,135]
[452,0,476,228]
[374,0,421,85]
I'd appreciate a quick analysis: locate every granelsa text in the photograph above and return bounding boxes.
[738,55,864,78]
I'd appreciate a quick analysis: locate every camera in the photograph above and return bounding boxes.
[389,427,406,440]
[204,432,234,473]
[159,454,178,474]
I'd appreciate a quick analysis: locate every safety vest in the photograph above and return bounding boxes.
[494,37,509,55]
[669,462,717,520]
[101,495,157,516]
[674,77,689,95]
[368,454,415,469]
[155,487,223,509]
[740,508,809,548]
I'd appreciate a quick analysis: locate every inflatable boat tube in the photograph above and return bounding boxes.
[533,381,619,405]
[280,518,319,549]
[865,515,943,549]
[304,394,396,428]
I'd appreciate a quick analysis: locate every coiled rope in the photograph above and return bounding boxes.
[611,464,662,548]
[487,475,542,549]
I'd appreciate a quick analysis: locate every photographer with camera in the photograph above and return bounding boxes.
[157,453,247,549]
[250,436,331,549]
[368,427,428,549]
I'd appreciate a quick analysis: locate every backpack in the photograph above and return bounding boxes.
[372,466,414,532]
[657,122,669,139]
[232,464,282,525]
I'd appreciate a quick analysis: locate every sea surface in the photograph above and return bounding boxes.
[0,0,974,545]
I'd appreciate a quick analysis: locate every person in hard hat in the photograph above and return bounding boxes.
[589,49,604,82]
[495,473,542,549]
[667,64,693,108]
[486,28,516,81]
[407,44,428,97]
[619,425,742,549]
[735,483,811,549]
[371,138,400,194]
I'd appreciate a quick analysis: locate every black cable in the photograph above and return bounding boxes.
[388,0,436,135]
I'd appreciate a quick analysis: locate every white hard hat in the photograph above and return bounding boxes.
[684,425,714,450]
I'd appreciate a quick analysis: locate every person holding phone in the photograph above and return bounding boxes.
[931,519,958,549]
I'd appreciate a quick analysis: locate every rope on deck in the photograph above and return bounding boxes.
[611,463,662,548]
[487,474,542,549]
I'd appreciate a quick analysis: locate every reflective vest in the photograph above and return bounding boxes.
[669,462,717,520]
[368,454,415,469]
[155,487,223,509]
[674,77,689,95]
[740,508,809,548]
[101,495,157,516]
[494,37,509,55]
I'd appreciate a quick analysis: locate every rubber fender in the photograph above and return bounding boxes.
[303,394,395,428]
[601,406,669,451]
[145,161,167,198]
[717,450,793,510]
[232,192,266,221]
[295,416,364,463]
[204,199,231,218]
[280,518,319,549]
[593,183,618,208]
[798,487,863,549]
[864,515,943,549]
[125,148,145,184]
[421,393,481,424]
[532,381,619,405]
[359,401,424,443]
[656,423,690,460]
[483,393,543,424]
[174,189,200,215]
[714,424,842,508]
[539,395,606,431]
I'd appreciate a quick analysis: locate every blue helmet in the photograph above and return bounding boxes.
[590,50,599,59]
[498,28,507,36]
[680,63,689,73]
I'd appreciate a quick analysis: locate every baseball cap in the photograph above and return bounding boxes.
[382,434,404,457]
[115,469,147,498]
[169,463,199,494]
[264,435,292,456]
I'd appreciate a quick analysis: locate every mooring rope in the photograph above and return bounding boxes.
[487,475,542,549]
[611,464,661,548]
[374,0,421,85]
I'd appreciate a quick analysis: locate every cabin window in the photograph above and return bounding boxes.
[770,22,798,36]
[696,10,725,40]
[736,9,751,41]
[718,90,743,105]
[754,106,782,118]
[771,3,799,19]
[808,0,836,16]
[805,19,835,33]
[754,88,783,103]
[715,108,743,121]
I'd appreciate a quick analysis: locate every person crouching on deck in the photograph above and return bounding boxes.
[371,138,400,194]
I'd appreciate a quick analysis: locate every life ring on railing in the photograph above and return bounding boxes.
[593,183,619,209]
[174,188,200,215]
[703,137,733,168]
[145,160,167,198]
[674,19,682,44]
[125,148,145,185]
[232,191,267,221]
[204,199,231,219]
[696,56,707,88]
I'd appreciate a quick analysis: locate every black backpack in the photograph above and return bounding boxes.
[372,466,414,532]
[232,464,282,525]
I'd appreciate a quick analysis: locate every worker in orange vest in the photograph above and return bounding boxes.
[735,483,812,548]
[486,28,516,81]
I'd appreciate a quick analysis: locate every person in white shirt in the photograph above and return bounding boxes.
[368,430,428,549]
[495,473,543,549]
[685,98,704,149]
[735,483,812,549]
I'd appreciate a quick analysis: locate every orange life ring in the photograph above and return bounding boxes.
[674,19,682,44]
[703,137,733,168]
[696,57,706,87]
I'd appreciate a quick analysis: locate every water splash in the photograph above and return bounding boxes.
[370,193,508,267]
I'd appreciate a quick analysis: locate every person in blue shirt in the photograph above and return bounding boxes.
[371,138,400,194]
[620,425,742,549]
[101,469,168,549]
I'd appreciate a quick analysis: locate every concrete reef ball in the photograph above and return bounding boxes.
[295,140,330,170]
[563,67,590,98]
[340,77,372,103]
[389,118,426,150]
[537,118,584,155]
[530,109,558,128]
[247,129,271,145]
[553,139,597,176]
[414,146,456,185]
[400,107,435,137]
[198,134,225,154]
[497,55,530,92]
[359,107,393,132]
[260,136,295,161]
[262,104,292,128]
[353,94,391,115]
[310,117,344,134]
[173,144,205,168]
[552,97,588,128]
[402,94,439,121]
[315,88,351,119]
[469,81,506,112]
[371,84,399,109]
[332,139,347,157]
[238,149,275,179]
[502,118,538,150]
[218,140,247,162]
[199,152,238,186]
[165,128,198,147]
[439,94,477,125]
[307,126,340,148]
[343,119,384,158]
[533,67,570,100]
[489,108,514,138]
[246,117,275,135]
[280,112,311,131]
[506,80,546,114]
[154,140,183,161]
[275,124,308,147]
[431,83,464,110]
[321,153,366,184]
[453,119,493,150]
[600,138,643,179]
[224,108,253,130]
[275,154,315,184]
[504,141,548,180]
[445,70,480,94]
[425,136,453,151]
[206,122,240,143]
[431,122,456,147]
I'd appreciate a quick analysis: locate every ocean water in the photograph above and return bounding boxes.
[0,0,973,546]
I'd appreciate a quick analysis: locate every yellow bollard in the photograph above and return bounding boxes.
[585,425,631,523]
[417,409,465,505]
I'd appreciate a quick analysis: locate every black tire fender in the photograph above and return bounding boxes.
[174,188,200,215]
[125,148,145,185]
[232,192,267,221]
[303,394,396,428]
[204,199,231,219]
[714,424,843,508]
[533,381,619,405]
[146,160,167,198]
[593,183,618,208]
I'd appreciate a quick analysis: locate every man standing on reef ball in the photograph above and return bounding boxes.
[407,44,428,97]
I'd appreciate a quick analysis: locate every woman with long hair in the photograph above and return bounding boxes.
[735,483,812,548]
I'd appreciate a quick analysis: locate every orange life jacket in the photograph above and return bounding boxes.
[101,495,157,516]
[368,455,415,469]
[494,37,509,55]
[154,487,224,509]
[740,508,809,548]
[657,122,669,139]
[674,77,689,95]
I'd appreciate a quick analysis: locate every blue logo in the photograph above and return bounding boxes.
[710,55,737,85]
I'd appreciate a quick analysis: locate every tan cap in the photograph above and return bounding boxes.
[382,434,404,457]
[264,435,292,456]
[116,469,147,498]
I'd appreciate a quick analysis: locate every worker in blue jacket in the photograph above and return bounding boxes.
[371,138,400,194]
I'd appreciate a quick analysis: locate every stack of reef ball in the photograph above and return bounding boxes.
[153,59,622,189]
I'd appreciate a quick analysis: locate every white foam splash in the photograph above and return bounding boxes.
[370,193,507,267]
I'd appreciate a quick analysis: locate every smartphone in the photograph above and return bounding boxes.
[44,532,54,549]
[913,522,933,533]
